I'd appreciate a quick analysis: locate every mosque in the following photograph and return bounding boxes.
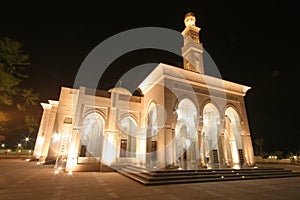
[33,12,255,172]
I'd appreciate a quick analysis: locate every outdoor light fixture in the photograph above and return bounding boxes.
[1,144,4,148]
[25,137,29,142]
[18,143,21,147]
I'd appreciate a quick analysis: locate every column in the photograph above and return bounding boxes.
[102,131,117,165]
[40,101,58,162]
[164,127,175,167]
[198,131,205,167]
[66,129,80,171]
[33,103,52,158]
[156,129,165,169]
[242,131,255,166]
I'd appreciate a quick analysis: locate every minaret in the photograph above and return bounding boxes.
[182,12,204,74]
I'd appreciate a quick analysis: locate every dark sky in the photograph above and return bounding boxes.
[1,1,299,154]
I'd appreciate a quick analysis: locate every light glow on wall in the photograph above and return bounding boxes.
[36,136,45,145]
[66,142,77,169]
[52,133,61,142]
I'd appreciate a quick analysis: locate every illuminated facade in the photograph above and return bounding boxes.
[33,12,255,171]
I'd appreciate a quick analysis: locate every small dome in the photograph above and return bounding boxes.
[108,87,132,96]
[185,12,195,18]
[184,12,196,27]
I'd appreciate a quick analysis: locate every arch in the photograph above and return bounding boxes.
[145,101,159,167]
[119,112,139,125]
[145,100,157,129]
[118,116,137,158]
[174,95,199,116]
[200,99,222,119]
[225,107,243,149]
[80,112,104,158]
[222,104,244,124]
[176,98,198,127]
[221,106,244,169]
[146,101,166,139]
[201,103,221,168]
[175,98,199,168]
[82,108,106,122]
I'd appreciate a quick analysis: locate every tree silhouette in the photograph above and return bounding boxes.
[254,138,264,157]
[0,37,39,132]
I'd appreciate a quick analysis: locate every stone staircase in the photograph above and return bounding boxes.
[117,165,300,186]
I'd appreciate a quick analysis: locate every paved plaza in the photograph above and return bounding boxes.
[1,159,300,200]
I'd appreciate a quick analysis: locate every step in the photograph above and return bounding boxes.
[147,169,292,177]
[117,166,300,186]
[121,169,298,182]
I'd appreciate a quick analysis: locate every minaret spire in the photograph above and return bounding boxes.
[182,12,204,74]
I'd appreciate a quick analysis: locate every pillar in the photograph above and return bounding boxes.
[33,103,52,158]
[164,127,175,167]
[156,129,165,169]
[40,101,58,162]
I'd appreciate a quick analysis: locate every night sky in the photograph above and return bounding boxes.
[1,1,299,154]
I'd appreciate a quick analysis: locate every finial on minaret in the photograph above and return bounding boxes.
[184,12,196,27]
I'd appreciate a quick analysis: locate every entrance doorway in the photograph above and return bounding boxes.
[120,139,127,157]
[80,145,87,157]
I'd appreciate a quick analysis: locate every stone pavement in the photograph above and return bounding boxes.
[1,159,300,200]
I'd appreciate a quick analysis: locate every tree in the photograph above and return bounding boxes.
[274,150,283,159]
[24,114,39,135]
[0,37,39,133]
[254,138,264,157]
